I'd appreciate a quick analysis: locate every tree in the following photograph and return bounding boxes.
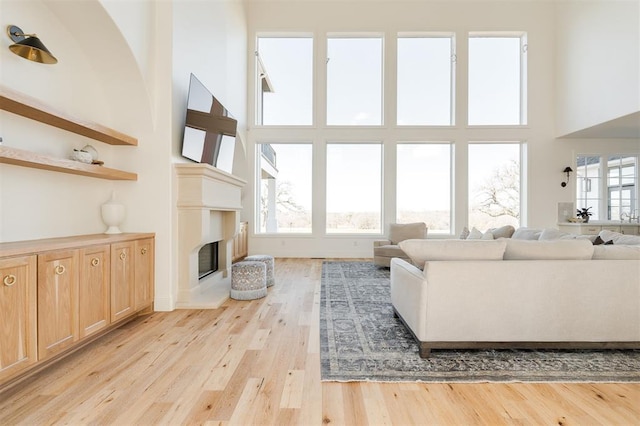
[474,159,520,219]
[260,180,305,228]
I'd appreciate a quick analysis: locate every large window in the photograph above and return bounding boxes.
[326,144,382,233]
[396,143,452,233]
[468,143,521,229]
[256,143,312,233]
[468,34,527,125]
[397,35,454,125]
[576,154,638,221]
[327,37,383,125]
[256,37,313,125]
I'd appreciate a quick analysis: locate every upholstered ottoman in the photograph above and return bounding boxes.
[231,261,267,300]
[244,254,275,287]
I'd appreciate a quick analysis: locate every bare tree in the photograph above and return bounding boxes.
[474,159,520,219]
[260,180,304,226]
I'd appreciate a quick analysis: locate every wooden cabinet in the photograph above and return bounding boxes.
[37,250,80,360]
[111,242,135,322]
[0,233,154,390]
[134,238,154,311]
[0,256,37,382]
[79,245,110,338]
[558,223,640,235]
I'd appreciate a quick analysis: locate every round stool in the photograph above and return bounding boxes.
[244,254,275,287]
[231,261,267,300]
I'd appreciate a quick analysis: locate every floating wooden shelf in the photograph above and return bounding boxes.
[0,146,137,181]
[0,86,137,146]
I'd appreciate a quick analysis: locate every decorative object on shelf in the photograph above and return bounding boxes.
[577,207,592,223]
[81,144,98,161]
[6,25,57,64]
[567,217,585,223]
[70,149,92,164]
[561,166,573,187]
[101,191,125,234]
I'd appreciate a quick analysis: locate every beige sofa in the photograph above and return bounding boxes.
[373,222,427,267]
[390,238,640,357]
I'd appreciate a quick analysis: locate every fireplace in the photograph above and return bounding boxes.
[198,242,219,279]
[175,163,246,308]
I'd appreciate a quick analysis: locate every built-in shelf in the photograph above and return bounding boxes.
[0,86,137,146]
[0,146,137,181]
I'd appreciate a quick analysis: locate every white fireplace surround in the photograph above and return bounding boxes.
[175,163,246,308]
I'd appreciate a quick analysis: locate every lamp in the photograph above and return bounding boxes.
[561,166,573,187]
[6,25,57,64]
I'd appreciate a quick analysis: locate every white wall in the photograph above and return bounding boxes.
[555,0,640,136]
[244,0,561,258]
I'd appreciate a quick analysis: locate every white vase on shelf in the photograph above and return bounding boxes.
[101,191,125,234]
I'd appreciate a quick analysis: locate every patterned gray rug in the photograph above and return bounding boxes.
[320,261,640,383]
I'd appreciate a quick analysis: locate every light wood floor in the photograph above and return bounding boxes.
[1,258,638,425]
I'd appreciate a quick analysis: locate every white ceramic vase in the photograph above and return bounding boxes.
[101,191,125,234]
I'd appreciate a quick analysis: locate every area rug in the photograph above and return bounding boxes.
[320,261,640,383]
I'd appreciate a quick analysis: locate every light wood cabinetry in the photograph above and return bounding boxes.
[233,221,248,262]
[0,233,153,390]
[134,239,154,311]
[79,245,110,338]
[37,250,80,361]
[111,242,135,322]
[558,223,640,235]
[0,256,37,383]
[0,86,137,180]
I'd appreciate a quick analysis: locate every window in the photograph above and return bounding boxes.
[256,143,312,233]
[326,143,382,233]
[397,35,454,125]
[256,37,313,125]
[327,37,383,125]
[396,143,452,233]
[576,154,638,221]
[468,143,521,229]
[468,34,527,125]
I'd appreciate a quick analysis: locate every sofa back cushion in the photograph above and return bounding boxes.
[504,239,594,260]
[388,222,428,245]
[399,239,507,267]
[593,245,640,260]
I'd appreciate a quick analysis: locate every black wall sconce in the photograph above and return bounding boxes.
[6,25,57,64]
[561,166,573,187]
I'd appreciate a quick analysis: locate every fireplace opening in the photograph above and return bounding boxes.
[198,242,219,280]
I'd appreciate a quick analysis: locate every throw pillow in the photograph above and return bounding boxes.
[593,235,605,245]
[388,222,428,245]
[511,227,542,240]
[593,245,640,260]
[459,226,470,240]
[538,228,567,240]
[467,227,483,239]
[598,229,640,245]
[488,225,516,239]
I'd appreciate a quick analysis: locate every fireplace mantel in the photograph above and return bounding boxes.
[175,163,246,308]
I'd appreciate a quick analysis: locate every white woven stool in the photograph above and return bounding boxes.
[244,254,275,287]
[231,261,267,300]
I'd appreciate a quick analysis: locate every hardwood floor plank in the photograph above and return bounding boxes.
[0,258,638,426]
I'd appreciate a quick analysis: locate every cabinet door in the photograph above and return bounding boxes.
[134,238,154,311]
[111,242,135,322]
[0,256,37,382]
[79,245,110,338]
[38,250,79,360]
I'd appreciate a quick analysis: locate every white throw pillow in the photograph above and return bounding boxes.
[488,225,516,239]
[467,227,494,240]
[512,228,542,240]
[398,239,507,267]
[538,228,567,240]
[504,239,594,260]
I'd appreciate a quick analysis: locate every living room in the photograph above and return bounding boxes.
[0,0,638,423]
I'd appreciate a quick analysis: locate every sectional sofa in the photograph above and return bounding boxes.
[390,232,640,357]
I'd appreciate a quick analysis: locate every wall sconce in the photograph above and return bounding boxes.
[561,166,573,187]
[6,25,57,64]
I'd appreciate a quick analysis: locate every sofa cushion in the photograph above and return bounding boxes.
[504,239,594,260]
[512,227,542,240]
[489,225,516,239]
[599,229,640,245]
[592,245,640,260]
[388,222,428,245]
[399,239,507,267]
[374,245,408,258]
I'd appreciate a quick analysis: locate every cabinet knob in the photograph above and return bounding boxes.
[54,265,66,275]
[119,252,127,261]
[91,257,100,267]
[3,274,16,287]
[141,247,147,255]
